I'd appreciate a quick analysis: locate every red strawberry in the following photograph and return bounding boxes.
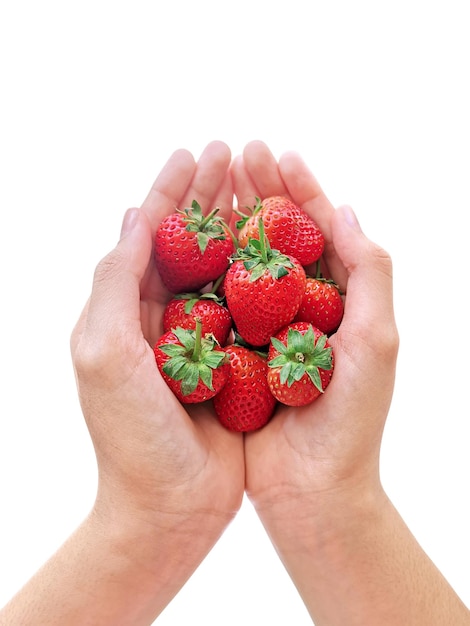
[154,200,235,293]
[154,320,229,404]
[267,321,334,406]
[237,196,324,266]
[294,276,344,334]
[213,345,277,432]
[224,220,307,347]
[163,292,233,346]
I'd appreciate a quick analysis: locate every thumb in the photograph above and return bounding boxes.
[92,207,152,324]
[332,205,397,336]
[73,208,153,348]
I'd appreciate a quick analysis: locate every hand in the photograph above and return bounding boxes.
[71,140,244,535]
[230,142,470,626]
[0,143,246,625]
[231,140,398,517]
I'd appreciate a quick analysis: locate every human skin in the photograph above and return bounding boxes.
[232,140,470,625]
[1,140,468,625]
[0,141,245,626]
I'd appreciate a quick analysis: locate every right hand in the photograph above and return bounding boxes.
[231,141,399,518]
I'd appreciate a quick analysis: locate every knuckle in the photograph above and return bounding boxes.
[93,248,126,286]
[369,241,394,277]
[72,323,148,391]
[72,334,114,382]
[378,324,400,362]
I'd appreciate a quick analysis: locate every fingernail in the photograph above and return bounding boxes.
[338,205,362,232]
[120,208,139,239]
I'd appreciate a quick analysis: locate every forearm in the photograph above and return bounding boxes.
[0,505,229,626]
[256,487,470,626]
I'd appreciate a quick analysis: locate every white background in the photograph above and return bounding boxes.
[1,0,469,623]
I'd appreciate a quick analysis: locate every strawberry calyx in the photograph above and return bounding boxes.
[158,319,228,396]
[171,272,228,314]
[172,290,226,315]
[310,260,343,292]
[234,196,263,230]
[179,200,231,254]
[232,331,269,358]
[231,218,295,281]
[268,325,333,392]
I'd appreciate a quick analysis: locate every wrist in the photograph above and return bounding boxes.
[81,496,234,622]
[249,481,391,625]
[0,499,233,626]
[250,475,388,555]
[92,483,238,563]
[93,449,243,539]
[251,481,470,625]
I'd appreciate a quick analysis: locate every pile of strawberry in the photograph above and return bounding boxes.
[153,196,344,432]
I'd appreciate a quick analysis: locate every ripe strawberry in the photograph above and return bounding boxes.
[267,321,334,406]
[294,276,344,334]
[237,196,324,266]
[154,320,229,404]
[213,345,277,432]
[154,200,235,293]
[224,220,307,347]
[163,292,233,346]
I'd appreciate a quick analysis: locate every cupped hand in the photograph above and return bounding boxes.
[231,140,399,516]
[71,141,244,532]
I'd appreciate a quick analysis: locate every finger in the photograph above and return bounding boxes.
[140,148,197,230]
[210,170,234,225]
[230,154,258,213]
[179,140,232,216]
[241,140,287,199]
[231,140,288,225]
[332,205,397,337]
[83,208,153,344]
[278,150,348,285]
[278,150,334,230]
